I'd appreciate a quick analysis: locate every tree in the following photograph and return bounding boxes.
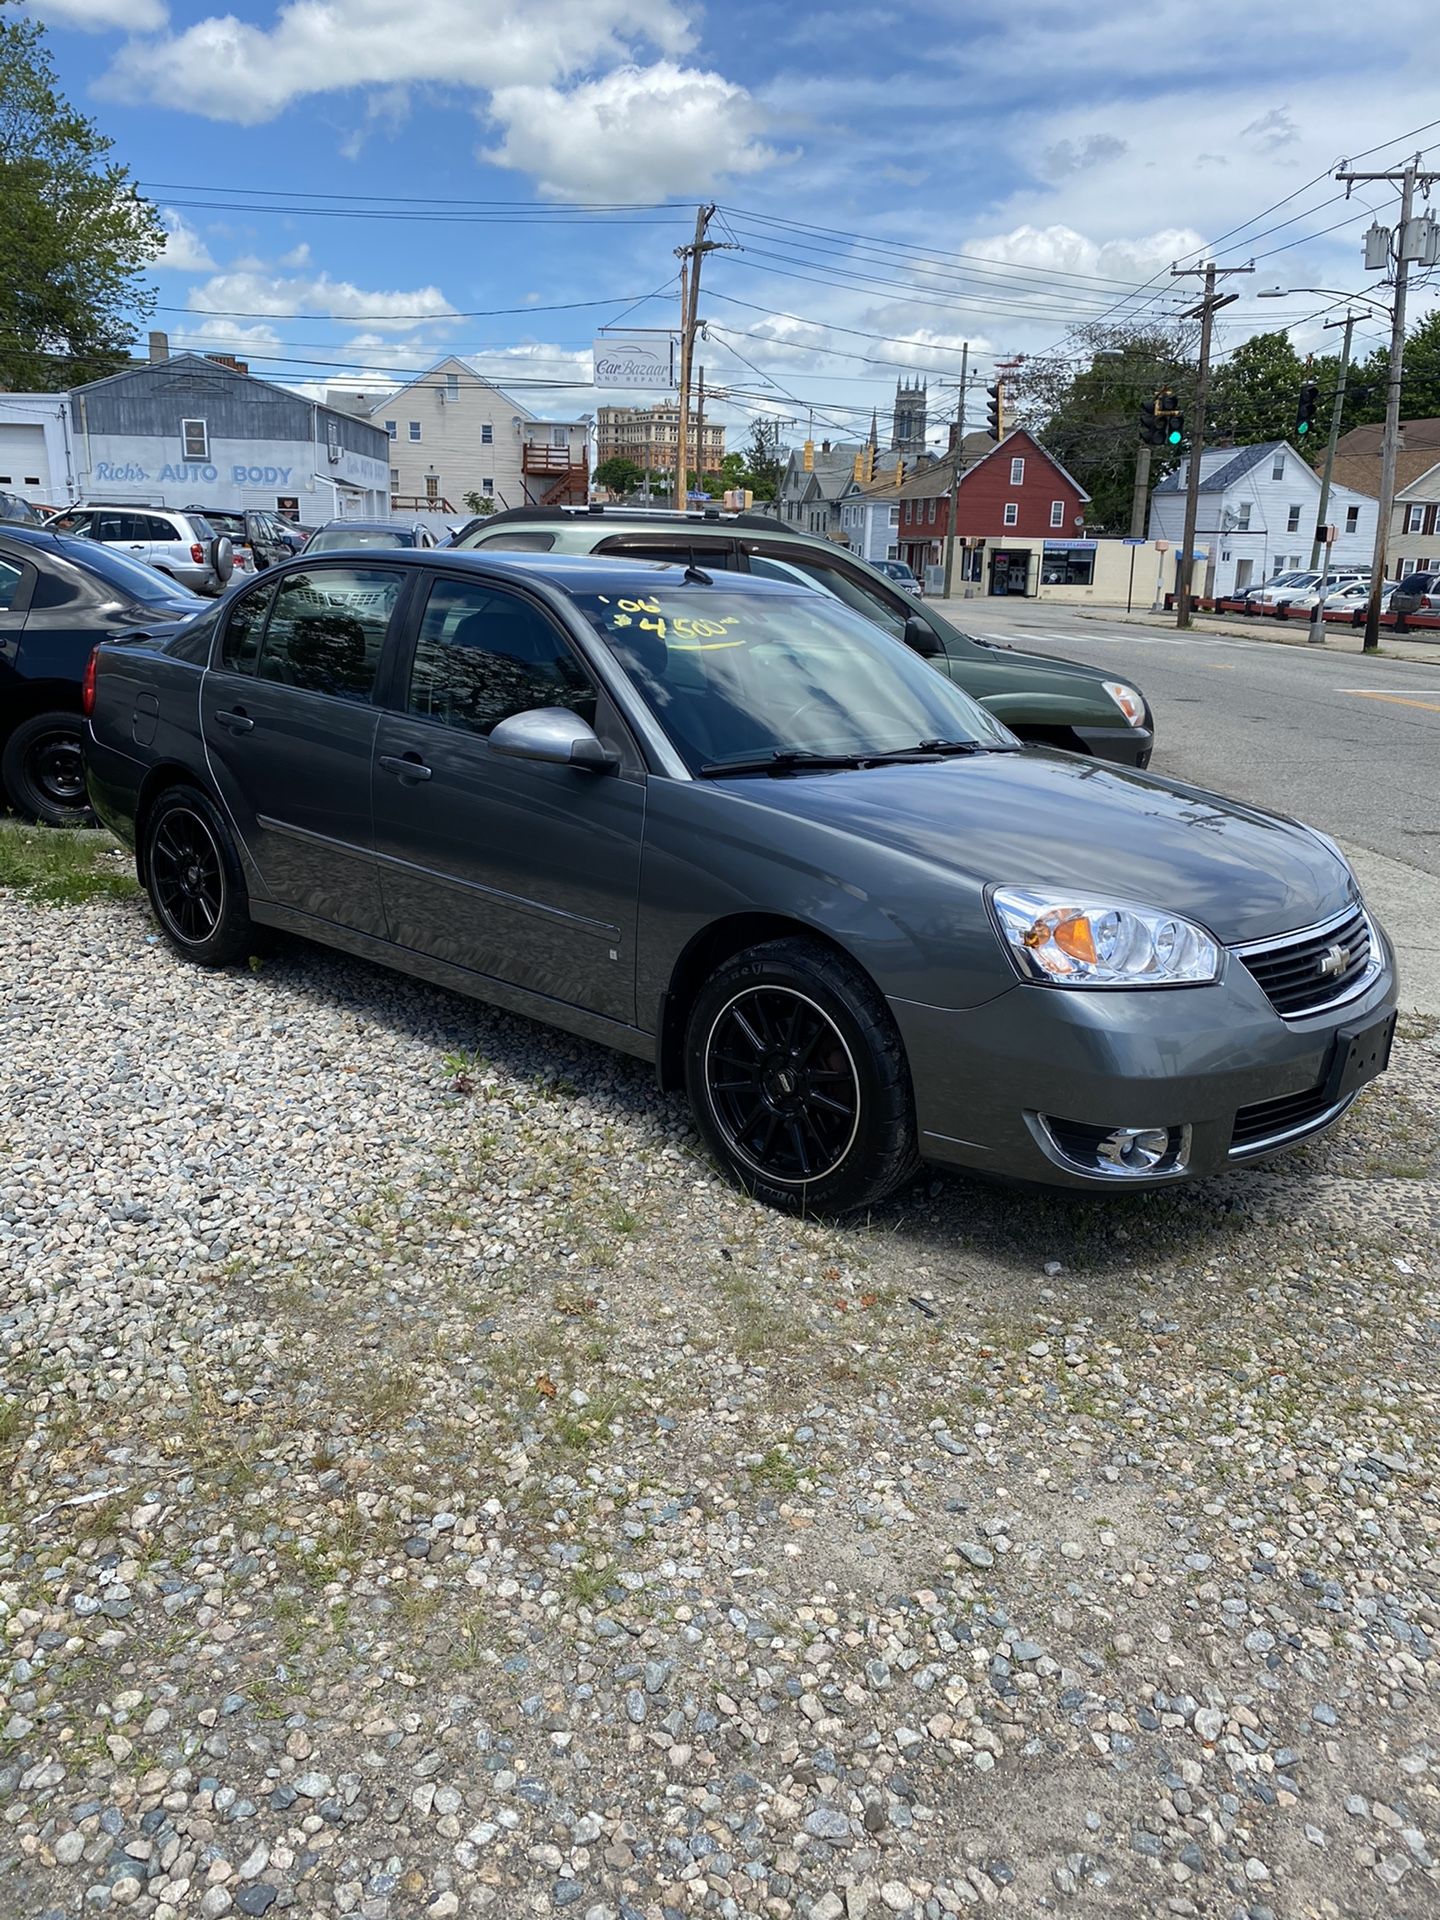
[739,418,787,501]
[1207,330,1309,446]
[1337,309,1440,429]
[1006,320,1199,533]
[0,2,165,391]
[461,490,495,516]
[593,455,643,495]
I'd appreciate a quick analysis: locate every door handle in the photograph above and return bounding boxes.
[215,708,254,734]
[379,753,432,782]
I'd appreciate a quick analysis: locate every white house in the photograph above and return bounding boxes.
[1149,441,1378,598]
[365,356,589,514]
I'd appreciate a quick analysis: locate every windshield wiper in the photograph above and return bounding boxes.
[864,738,1021,762]
[698,749,870,777]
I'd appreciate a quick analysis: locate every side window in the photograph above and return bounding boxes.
[221,579,279,674]
[596,538,737,570]
[466,530,556,553]
[405,579,596,737]
[256,568,402,702]
[0,558,24,612]
[143,515,178,542]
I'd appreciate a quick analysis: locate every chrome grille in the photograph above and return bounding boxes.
[1236,902,1374,1019]
[1230,1083,1347,1154]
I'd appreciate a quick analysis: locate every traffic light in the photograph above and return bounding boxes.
[985,381,1005,440]
[802,439,814,472]
[894,457,906,488]
[1155,387,1183,449]
[1296,379,1320,439]
[853,452,865,484]
[1139,397,1162,447]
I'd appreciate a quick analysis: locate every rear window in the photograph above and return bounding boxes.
[53,536,205,606]
[185,514,218,540]
[306,527,409,552]
[466,529,556,552]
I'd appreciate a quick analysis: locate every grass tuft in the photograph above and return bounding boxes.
[0,824,139,906]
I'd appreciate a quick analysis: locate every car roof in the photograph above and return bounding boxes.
[0,523,67,550]
[275,547,810,599]
[313,518,420,532]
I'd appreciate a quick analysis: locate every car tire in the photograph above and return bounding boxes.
[684,936,920,1215]
[142,785,253,966]
[1,710,92,826]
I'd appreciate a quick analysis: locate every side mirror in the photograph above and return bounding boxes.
[488,706,618,773]
[903,611,943,658]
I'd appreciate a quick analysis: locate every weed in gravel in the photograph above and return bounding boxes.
[0,824,140,905]
[716,1268,807,1358]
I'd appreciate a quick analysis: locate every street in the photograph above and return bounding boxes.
[941,598,1440,1012]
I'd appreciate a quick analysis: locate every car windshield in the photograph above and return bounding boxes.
[574,583,1014,773]
[54,536,204,606]
[308,527,411,551]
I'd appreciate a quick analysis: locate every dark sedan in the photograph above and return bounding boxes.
[304,519,436,554]
[85,552,1396,1212]
[1,525,205,823]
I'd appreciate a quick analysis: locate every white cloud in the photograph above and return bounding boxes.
[483,61,782,201]
[24,0,167,31]
[187,268,457,334]
[168,318,284,363]
[157,210,216,273]
[98,0,694,125]
[963,223,1208,289]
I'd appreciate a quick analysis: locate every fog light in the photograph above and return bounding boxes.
[1097,1126,1172,1172]
[1034,1116,1192,1179]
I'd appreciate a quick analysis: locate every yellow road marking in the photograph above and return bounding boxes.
[1341,689,1440,713]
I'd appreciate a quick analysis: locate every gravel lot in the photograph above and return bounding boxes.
[3,868,1439,1920]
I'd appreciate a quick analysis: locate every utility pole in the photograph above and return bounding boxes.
[694,366,706,498]
[941,342,970,601]
[1172,260,1254,628]
[1335,152,1439,651]
[673,204,734,511]
[1129,440,1153,542]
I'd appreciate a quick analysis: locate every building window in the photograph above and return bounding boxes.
[482,477,493,493]
[425,472,440,502]
[384,420,397,441]
[409,422,422,442]
[445,372,460,399]
[1286,504,1301,532]
[481,424,493,444]
[889,507,899,526]
[1233,502,1251,531]
[1003,502,1019,527]
[1405,503,1424,532]
[1049,500,1064,528]
[1010,457,1024,485]
[389,468,400,490]
[1272,455,1285,480]
[181,419,209,461]
[887,544,899,560]
[1345,505,1359,533]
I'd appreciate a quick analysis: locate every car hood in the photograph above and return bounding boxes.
[707,750,1353,945]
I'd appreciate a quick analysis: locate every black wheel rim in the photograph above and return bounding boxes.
[151,807,224,945]
[26,728,86,807]
[704,986,860,1186]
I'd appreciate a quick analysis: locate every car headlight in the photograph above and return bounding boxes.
[1102,681,1146,727]
[990,887,1221,987]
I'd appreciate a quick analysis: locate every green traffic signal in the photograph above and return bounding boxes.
[1166,426,1183,447]
[1297,420,1310,436]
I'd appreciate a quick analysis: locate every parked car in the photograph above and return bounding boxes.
[1271,571,1372,616]
[1391,570,1440,617]
[0,490,48,526]
[303,519,437,554]
[1,524,204,824]
[1234,570,1319,609]
[47,504,233,596]
[446,507,1153,765]
[183,506,305,572]
[873,557,923,596]
[86,550,1394,1211]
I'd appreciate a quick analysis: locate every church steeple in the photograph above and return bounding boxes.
[891,379,927,458]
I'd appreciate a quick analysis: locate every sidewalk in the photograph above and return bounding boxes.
[932,596,1440,664]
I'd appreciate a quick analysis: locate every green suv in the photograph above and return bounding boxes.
[450,506,1153,765]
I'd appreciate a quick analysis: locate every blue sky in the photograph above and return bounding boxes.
[23,0,1440,447]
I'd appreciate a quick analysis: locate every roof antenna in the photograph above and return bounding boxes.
[683,563,714,585]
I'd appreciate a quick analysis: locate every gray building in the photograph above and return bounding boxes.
[65,349,390,519]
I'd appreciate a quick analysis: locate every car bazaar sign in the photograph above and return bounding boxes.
[592,338,674,391]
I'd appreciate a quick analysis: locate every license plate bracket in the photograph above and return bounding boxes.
[1326,1009,1397,1105]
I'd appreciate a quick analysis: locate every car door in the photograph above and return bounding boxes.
[0,552,33,690]
[198,564,406,933]
[370,573,644,1023]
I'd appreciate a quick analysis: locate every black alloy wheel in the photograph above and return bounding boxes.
[705,986,860,1185]
[1,711,91,826]
[683,937,920,1215]
[142,786,254,966]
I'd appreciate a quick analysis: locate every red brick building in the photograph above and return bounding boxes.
[859,428,1092,595]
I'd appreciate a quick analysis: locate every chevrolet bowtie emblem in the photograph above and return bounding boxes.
[1317,942,1351,978]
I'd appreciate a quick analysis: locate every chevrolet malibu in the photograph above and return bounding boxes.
[84,552,1397,1213]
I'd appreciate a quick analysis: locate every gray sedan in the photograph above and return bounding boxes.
[85,552,1397,1212]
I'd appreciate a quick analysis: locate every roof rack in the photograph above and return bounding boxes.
[454,503,783,538]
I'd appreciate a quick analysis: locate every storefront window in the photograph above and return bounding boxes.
[1040,540,1095,586]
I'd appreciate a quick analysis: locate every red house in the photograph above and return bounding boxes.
[878,428,1092,596]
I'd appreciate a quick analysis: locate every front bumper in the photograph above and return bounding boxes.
[1072,721,1153,769]
[892,923,1397,1190]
